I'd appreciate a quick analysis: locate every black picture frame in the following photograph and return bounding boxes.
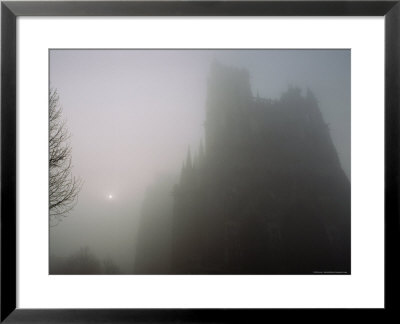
[1,0,399,322]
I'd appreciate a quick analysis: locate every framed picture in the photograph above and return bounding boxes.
[1,0,399,322]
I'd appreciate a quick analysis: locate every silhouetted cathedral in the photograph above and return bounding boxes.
[135,62,350,274]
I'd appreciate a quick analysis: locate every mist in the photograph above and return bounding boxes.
[49,49,350,274]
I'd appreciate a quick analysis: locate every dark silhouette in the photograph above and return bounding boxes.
[50,247,121,274]
[134,175,175,274]
[102,257,122,274]
[169,62,350,274]
[49,89,82,227]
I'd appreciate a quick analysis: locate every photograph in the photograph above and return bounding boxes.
[49,49,351,275]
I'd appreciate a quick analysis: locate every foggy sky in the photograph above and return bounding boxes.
[49,49,350,273]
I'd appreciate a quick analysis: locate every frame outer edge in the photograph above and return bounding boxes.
[1,1,17,322]
[0,0,398,322]
[385,1,400,312]
[1,1,398,16]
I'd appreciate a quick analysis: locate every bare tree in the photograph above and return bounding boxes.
[49,89,82,226]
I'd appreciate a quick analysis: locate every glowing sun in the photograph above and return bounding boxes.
[108,194,113,199]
